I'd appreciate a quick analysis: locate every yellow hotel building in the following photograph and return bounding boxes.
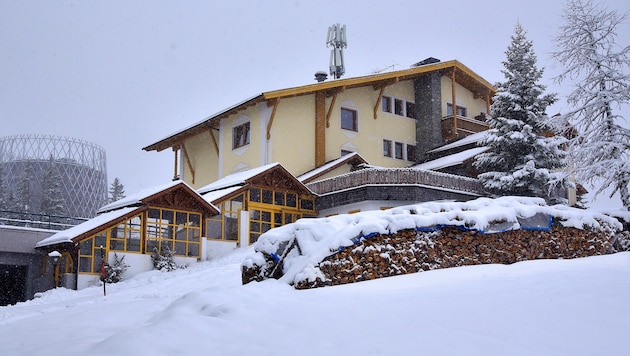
[144,59,495,190]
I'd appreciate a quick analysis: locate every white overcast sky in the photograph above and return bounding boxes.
[1,0,629,199]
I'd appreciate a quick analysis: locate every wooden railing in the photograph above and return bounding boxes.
[306,168,485,196]
[441,115,490,142]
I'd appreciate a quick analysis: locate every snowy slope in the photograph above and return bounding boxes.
[1,247,629,356]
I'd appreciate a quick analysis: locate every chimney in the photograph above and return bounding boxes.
[314,71,328,82]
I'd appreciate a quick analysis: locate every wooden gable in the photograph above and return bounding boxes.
[246,165,313,196]
[141,184,218,216]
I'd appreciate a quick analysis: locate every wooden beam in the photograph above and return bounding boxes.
[208,128,219,156]
[172,146,179,181]
[451,69,458,137]
[315,91,326,167]
[486,93,491,115]
[373,86,386,120]
[181,143,195,184]
[266,99,279,140]
[372,78,398,120]
[325,91,338,128]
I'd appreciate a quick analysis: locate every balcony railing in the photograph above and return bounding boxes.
[441,115,490,142]
[306,167,484,196]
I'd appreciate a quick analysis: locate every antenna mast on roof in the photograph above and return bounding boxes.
[326,23,347,79]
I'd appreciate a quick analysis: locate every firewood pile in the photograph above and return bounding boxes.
[289,226,612,289]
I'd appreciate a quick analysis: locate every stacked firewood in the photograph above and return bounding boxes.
[293,226,612,289]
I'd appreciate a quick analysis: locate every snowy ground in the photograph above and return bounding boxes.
[1,247,628,356]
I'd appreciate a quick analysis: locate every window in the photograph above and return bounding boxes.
[249,209,273,244]
[394,99,404,116]
[208,194,244,242]
[382,96,392,113]
[382,95,415,119]
[232,122,250,149]
[446,103,468,117]
[407,145,416,162]
[110,215,142,252]
[341,108,358,131]
[146,208,201,257]
[406,102,416,119]
[78,233,106,274]
[383,139,392,157]
[394,142,404,159]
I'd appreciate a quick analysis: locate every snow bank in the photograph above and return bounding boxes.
[244,196,622,285]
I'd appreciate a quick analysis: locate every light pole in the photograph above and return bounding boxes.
[48,250,61,288]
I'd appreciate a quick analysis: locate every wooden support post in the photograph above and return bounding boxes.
[266,99,279,140]
[315,91,326,167]
[208,128,219,156]
[374,86,386,120]
[325,92,338,128]
[173,147,179,181]
[181,143,195,184]
[451,69,458,137]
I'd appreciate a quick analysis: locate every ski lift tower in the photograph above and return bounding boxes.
[326,24,347,79]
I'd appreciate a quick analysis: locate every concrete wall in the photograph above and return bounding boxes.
[0,226,56,304]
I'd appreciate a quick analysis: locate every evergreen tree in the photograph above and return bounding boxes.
[552,0,630,210]
[108,177,126,204]
[0,165,7,224]
[16,162,34,215]
[40,156,66,223]
[474,23,569,203]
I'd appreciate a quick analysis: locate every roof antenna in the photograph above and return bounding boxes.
[326,24,347,79]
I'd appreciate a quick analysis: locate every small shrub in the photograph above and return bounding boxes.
[103,252,129,283]
[152,245,178,271]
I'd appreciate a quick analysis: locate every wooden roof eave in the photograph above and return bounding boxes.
[67,206,147,245]
[262,60,493,99]
[143,60,495,153]
[143,95,266,152]
[140,183,219,216]
[246,165,315,196]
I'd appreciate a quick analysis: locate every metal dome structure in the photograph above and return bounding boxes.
[0,134,107,219]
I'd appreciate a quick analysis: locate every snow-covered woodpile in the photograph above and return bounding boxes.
[293,226,612,289]
[241,197,624,288]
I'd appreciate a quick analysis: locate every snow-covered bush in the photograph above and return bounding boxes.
[103,253,129,283]
[151,245,178,272]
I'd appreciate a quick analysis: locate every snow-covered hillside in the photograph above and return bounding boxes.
[1,246,629,356]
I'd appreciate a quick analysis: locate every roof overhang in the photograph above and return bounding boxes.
[143,60,495,153]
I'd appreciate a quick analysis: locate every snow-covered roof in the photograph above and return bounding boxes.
[197,163,282,194]
[244,196,622,285]
[414,147,488,170]
[143,94,264,151]
[201,186,243,206]
[297,152,368,183]
[428,131,487,153]
[35,207,141,247]
[98,180,185,213]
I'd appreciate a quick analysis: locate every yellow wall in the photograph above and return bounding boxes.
[323,82,417,169]
[179,75,488,188]
[440,76,488,117]
[181,130,220,189]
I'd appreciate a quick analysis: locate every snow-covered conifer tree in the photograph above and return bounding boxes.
[16,162,34,214]
[551,0,630,210]
[474,23,568,203]
[40,156,66,222]
[108,177,126,204]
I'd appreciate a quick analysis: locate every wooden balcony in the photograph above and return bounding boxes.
[441,115,490,142]
[306,167,484,196]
